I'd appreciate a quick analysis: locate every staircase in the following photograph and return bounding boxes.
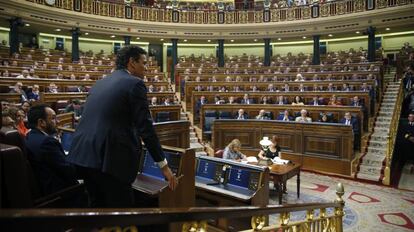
[179,100,207,156]
[356,72,400,182]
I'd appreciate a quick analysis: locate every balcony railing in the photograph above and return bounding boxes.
[26,0,413,24]
[0,183,345,232]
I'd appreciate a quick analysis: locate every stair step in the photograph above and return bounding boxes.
[190,137,198,143]
[356,173,381,181]
[376,117,392,121]
[371,134,389,140]
[378,112,393,116]
[367,147,387,156]
[358,165,383,175]
[368,141,388,149]
[190,132,196,137]
[196,151,208,156]
[190,142,205,152]
[361,159,384,167]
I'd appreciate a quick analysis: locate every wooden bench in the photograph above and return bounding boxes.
[200,104,367,133]
[190,91,373,118]
[184,79,378,105]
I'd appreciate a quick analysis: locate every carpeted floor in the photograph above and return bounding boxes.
[268,171,414,232]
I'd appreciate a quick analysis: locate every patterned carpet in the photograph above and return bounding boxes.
[268,172,414,231]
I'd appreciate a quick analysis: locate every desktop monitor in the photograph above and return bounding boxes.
[196,158,219,180]
[226,166,252,189]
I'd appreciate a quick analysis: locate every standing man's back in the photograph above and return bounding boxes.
[68,45,178,208]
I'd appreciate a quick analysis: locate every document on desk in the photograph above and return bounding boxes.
[272,157,290,164]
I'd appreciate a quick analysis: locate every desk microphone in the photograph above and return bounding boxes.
[220,165,228,184]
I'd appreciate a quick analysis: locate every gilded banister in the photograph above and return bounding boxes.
[24,0,413,24]
[382,81,404,185]
[242,183,345,232]
[0,184,345,231]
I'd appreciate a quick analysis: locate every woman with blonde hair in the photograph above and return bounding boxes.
[223,139,246,161]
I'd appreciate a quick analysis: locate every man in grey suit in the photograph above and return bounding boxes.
[68,45,178,207]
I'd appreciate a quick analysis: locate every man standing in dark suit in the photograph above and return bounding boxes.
[401,111,414,166]
[25,105,79,197]
[339,112,360,150]
[67,45,178,208]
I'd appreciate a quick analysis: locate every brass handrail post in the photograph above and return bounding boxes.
[334,183,345,232]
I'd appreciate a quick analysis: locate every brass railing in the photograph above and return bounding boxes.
[382,80,403,185]
[0,183,345,232]
[25,0,413,24]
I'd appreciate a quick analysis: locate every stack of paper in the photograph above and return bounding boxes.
[272,157,290,164]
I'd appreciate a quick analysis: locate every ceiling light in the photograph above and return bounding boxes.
[110,35,115,38]
[328,34,333,37]
[302,36,307,39]
[230,39,234,42]
[160,38,164,41]
[24,23,30,27]
[207,39,211,42]
[356,31,360,34]
[278,38,282,41]
[55,29,61,32]
[254,39,258,42]
[184,39,187,42]
[385,28,390,31]
[84,32,89,35]
[136,37,140,39]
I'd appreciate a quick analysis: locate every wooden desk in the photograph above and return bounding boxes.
[269,163,301,204]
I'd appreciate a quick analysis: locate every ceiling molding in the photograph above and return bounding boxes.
[1,0,413,40]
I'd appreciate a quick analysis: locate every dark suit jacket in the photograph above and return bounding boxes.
[308,100,324,106]
[68,70,165,184]
[234,113,249,119]
[349,101,364,107]
[277,115,294,121]
[339,117,360,134]
[195,99,208,115]
[240,99,255,104]
[25,128,78,195]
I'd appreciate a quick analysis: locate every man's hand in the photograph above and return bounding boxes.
[161,166,178,190]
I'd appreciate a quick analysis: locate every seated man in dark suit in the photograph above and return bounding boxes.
[350,96,363,107]
[339,112,360,150]
[276,95,288,105]
[277,110,294,121]
[25,104,80,199]
[240,93,254,104]
[308,96,324,106]
[235,108,249,120]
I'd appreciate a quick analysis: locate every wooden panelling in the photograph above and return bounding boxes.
[154,120,190,149]
[212,119,354,176]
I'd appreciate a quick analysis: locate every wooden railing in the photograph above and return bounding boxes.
[0,183,345,231]
[382,81,403,185]
[26,0,413,24]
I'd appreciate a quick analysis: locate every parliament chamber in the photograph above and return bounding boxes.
[0,0,413,231]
